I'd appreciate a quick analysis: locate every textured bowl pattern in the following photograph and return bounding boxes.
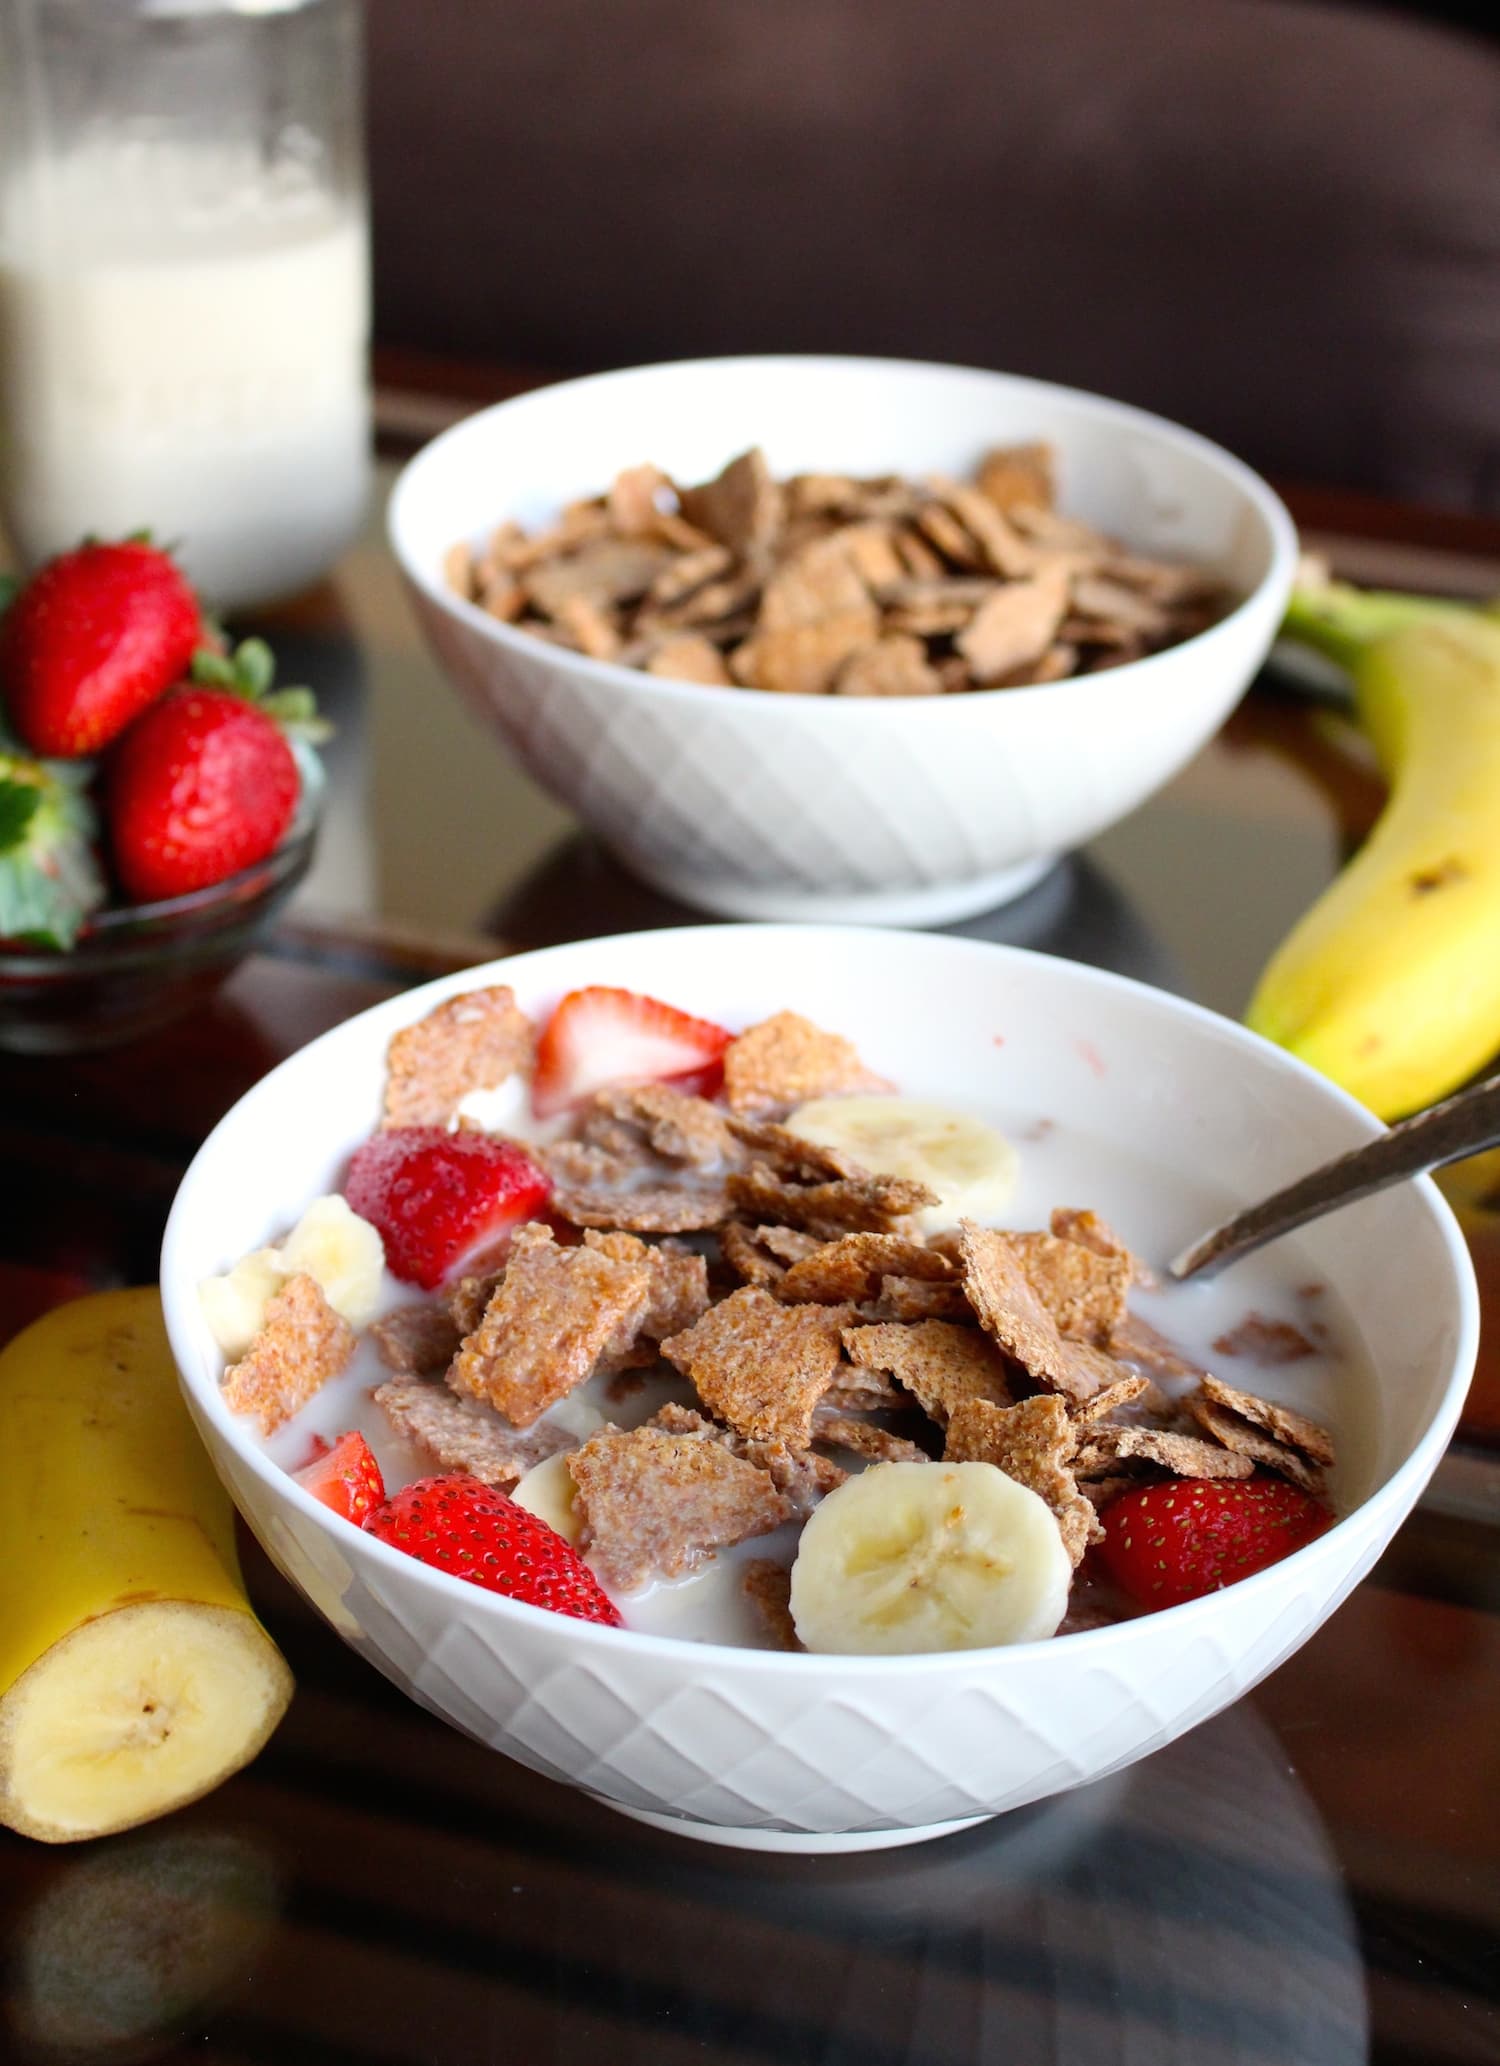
[391,357,1299,924]
[162,927,1477,1850]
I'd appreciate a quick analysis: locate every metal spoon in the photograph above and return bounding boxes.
[1169,1073,1500,1282]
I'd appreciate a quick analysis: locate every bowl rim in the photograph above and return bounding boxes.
[387,351,1300,716]
[161,923,1480,1678]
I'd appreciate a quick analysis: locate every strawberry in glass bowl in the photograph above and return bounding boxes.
[0,539,326,1054]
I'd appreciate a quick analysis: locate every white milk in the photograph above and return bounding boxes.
[0,162,371,608]
[255,1100,1369,1653]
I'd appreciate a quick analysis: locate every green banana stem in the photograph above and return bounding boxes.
[1280,581,1477,674]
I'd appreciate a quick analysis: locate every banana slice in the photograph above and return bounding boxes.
[787,1096,1018,1232]
[276,1195,384,1328]
[789,1460,1071,1655]
[198,1249,285,1361]
[541,1394,607,1443]
[199,1195,385,1353]
[510,1451,583,1545]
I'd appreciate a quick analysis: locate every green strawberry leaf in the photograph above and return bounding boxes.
[187,635,333,745]
[0,754,104,951]
[191,648,239,688]
[260,687,333,744]
[0,777,43,853]
[234,638,276,700]
[0,853,93,948]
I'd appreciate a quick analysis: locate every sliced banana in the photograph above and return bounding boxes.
[510,1451,582,1545]
[198,1250,285,1361]
[541,1394,608,1443]
[276,1195,385,1328]
[789,1460,1071,1655]
[199,1195,385,1353]
[788,1096,1018,1231]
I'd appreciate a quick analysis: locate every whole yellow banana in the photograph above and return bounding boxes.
[0,1289,292,1843]
[1246,582,1500,1119]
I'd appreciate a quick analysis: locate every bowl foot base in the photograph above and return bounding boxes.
[603,1803,993,1853]
[613,854,1057,927]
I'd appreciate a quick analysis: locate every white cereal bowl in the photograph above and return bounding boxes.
[160,927,1476,1854]
[387,356,1298,925]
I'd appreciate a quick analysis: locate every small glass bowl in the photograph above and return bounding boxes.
[0,757,324,1056]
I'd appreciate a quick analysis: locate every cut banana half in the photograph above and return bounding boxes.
[200,1194,385,1354]
[789,1460,1071,1655]
[788,1096,1018,1232]
[1,1604,290,1844]
[0,1290,292,1844]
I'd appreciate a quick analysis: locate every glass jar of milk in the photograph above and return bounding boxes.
[0,0,371,611]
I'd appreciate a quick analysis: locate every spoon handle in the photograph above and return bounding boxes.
[1169,1073,1500,1282]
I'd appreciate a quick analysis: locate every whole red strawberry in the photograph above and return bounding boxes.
[1098,1475,1332,1610]
[295,1429,386,1525]
[364,1474,622,1625]
[344,1126,552,1289]
[109,685,300,901]
[1,540,201,757]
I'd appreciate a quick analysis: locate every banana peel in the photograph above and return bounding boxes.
[1246,581,1500,1119]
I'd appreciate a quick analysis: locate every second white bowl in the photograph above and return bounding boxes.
[389,356,1298,924]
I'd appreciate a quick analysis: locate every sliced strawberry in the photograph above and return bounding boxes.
[1097,1476,1331,1610]
[344,1127,551,1290]
[531,986,732,1118]
[294,1429,385,1524]
[364,1474,622,1625]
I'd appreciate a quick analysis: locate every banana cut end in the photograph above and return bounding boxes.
[0,1602,293,1845]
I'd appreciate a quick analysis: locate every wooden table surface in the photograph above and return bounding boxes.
[1,380,1497,2066]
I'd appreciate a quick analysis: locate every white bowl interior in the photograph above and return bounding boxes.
[165,927,1473,1524]
[390,356,1288,621]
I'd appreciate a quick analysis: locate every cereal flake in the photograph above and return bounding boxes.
[1050,1206,1155,1286]
[651,1402,845,1515]
[777,1231,953,1305]
[374,1378,573,1485]
[585,1083,740,1168]
[723,1011,893,1113]
[678,447,783,559]
[449,1223,652,1426]
[371,1302,462,1380]
[1006,1231,1131,1342]
[944,1395,1098,1564]
[742,1559,801,1650]
[382,985,536,1128]
[958,1222,1112,1402]
[812,1413,929,1465]
[221,1274,354,1433]
[729,1163,935,1239]
[867,1274,974,1322]
[843,1318,1012,1424]
[1081,1426,1256,1479]
[661,1287,854,1448]
[570,1422,791,1592]
[1197,1370,1335,1464]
